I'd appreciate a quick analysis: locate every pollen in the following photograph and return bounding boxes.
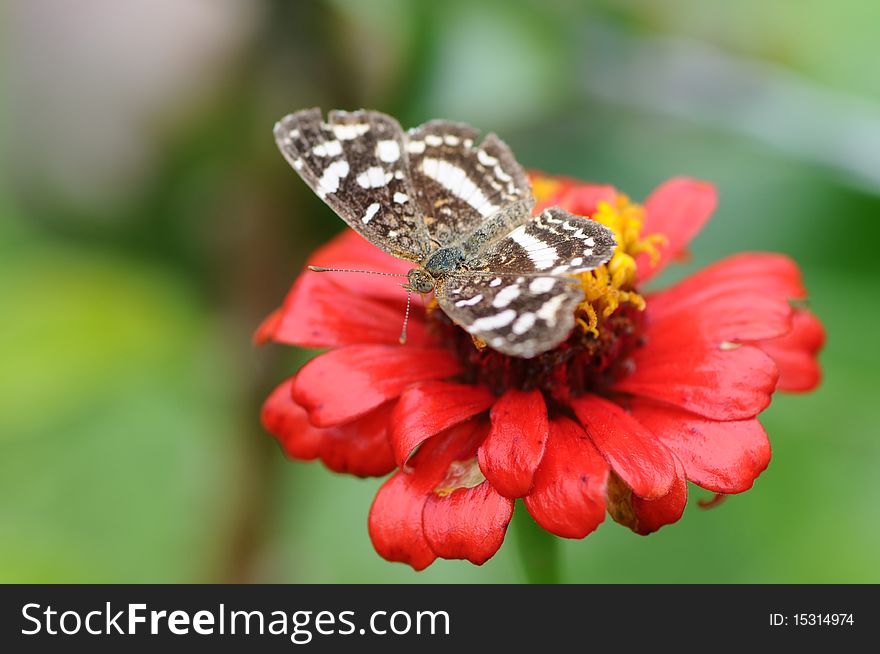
[471,334,488,350]
[575,194,662,338]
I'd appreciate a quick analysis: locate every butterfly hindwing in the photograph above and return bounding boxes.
[436,208,617,357]
[274,108,431,261]
[437,273,583,358]
[405,120,532,247]
[466,208,617,275]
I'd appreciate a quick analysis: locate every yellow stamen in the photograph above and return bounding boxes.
[575,194,660,337]
[576,302,599,339]
[593,194,667,271]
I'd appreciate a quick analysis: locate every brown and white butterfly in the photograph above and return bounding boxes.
[274,108,616,358]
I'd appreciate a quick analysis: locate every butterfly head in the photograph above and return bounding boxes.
[403,268,435,294]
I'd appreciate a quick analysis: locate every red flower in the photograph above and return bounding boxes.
[257,174,824,569]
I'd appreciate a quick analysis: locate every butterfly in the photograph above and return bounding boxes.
[274,108,616,358]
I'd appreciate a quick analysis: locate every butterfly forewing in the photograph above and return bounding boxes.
[436,208,617,357]
[467,208,617,275]
[274,108,431,261]
[406,120,532,247]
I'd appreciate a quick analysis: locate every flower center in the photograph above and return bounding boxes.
[574,194,662,336]
[429,303,644,404]
[428,189,664,404]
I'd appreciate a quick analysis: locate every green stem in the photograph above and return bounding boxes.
[513,501,560,584]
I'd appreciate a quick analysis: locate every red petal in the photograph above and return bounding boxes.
[630,457,689,535]
[647,253,806,319]
[643,253,808,365]
[528,173,618,215]
[558,183,619,216]
[423,481,514,565]
[318,402,397,477]
[754,309,825,392]
[613,342,778,421]
[478,389,549,498]
[645,252,806,346]
[570,395,676,499]
[389,381,495,465]
[368,421,484,570]
[637,177,717,283]
[253,307,283,345]
[260,378,322,460]
[293,345,462,427]
[523,416,609,538]
[262,379,398,476]
[271,270,429,348]
[368,472,437,570]
[629,399,771,493]
[307,230,414,303]
[645,290,793,345]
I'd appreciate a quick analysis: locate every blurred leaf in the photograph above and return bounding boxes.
[0,245,241,582]
[413,0,570,127]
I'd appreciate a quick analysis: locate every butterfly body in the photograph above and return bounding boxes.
[275,108,617,358]
[423,246,466,277]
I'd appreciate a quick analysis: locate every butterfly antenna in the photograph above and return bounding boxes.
[398,288,413,345]
[308,265,406,277]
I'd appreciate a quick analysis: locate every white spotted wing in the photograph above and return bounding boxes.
[405,120,533,247]
[437,208,617,358]
[274,108,431,261]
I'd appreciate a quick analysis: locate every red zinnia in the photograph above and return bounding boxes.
[257,174,824,570]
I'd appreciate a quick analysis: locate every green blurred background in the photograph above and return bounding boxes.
[2,0,878,583]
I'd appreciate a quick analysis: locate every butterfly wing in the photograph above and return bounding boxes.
[438,273,584,358]
[436,208,617,358]
[405,120,533,247]
[275,108,431,262]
